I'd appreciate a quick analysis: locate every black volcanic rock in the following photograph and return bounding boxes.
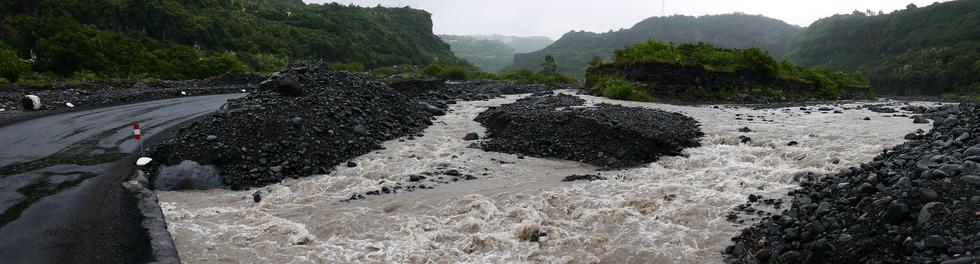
[726,103,980,264]
[475,94,703,167]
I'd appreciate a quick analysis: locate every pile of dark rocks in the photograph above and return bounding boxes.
[474,94,704,168]
[147,62,435,190]
[727,104,980,264]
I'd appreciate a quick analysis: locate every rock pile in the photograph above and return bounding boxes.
[147,62,434,190]
[475,94,703,168]
[727,104,980,264]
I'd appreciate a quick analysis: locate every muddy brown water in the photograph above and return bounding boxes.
[159,93,930,263]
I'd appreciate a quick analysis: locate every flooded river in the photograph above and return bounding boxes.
[159,93,929,263]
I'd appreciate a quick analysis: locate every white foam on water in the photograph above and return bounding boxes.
[158,93,930,263]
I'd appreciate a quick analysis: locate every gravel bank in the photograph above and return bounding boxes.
[475,93,704,167]
[727,104,980,263]
[147,63,435,190]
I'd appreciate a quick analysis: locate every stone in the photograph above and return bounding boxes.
[206,135,218,141]
[418,102,446,116]
[739,127,752,132]
[963,145,980,157]
[959,175,980,186]
[463,132,479,141]
[924,235,948,249]
[352,124,369,136]
[918,188,939,201]
[913,116,929,124]
[21,95,41,111]
[788,141,799,146]
[883,202,909,224]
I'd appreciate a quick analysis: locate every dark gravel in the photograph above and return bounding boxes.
[726,103,980,264]
[147,62,435,190]
[475,93,703,168]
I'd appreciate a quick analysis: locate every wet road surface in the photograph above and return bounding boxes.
[0,94,242,263]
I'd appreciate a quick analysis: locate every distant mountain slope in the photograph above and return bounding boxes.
[0,0,469,80]
[467,35,554,53]
[439,35,514,72]
[785,0,980,95]
[507,14,801,77]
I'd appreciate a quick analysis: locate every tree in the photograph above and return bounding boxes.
[907,3,917,9]
[541,55,557,73]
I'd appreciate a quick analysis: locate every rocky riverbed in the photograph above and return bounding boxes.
[145,62,570,190]
[726,103,980,264]
[156,91,932,263]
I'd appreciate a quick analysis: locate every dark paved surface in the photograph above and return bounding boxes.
[0,94,242,263]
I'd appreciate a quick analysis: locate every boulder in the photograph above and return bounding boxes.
[21,94,41,111]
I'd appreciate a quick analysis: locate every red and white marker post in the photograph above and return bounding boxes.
[133,122,144,155]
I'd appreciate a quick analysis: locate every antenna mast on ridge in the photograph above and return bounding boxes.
[661,0,666,17]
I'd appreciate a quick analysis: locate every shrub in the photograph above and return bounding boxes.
[601,78,652,102]
[0,47,31,82]
[329,62,366,72]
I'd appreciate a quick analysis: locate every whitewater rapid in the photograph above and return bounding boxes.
[158,93,930,263]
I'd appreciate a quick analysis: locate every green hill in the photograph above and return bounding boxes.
[439,35,514,72]
[467,35,554,53]
[508,13,801,77]
[784,0,980,96]
[0,0,469,81]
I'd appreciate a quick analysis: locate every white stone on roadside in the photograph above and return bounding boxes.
[180,91,187,95]
[241,89,247,93]
[136,157,153,166]
[22,95,41,111]
[66,102,74,108]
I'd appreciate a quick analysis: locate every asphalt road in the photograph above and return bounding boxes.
[0,94,242,263]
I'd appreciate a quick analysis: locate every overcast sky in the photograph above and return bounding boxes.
[305,0,941,39]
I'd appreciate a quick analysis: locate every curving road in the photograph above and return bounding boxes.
[0,94,242,264]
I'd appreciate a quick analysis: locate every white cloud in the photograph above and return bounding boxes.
[305,0,942,39]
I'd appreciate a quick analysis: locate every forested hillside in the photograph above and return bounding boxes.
[0,0,469,82]
[439,35,514,72]
[508,14,801,77]
[466,35,553,53]
[785,0,979,96]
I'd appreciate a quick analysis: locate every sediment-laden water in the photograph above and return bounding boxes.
[158,93,929,263]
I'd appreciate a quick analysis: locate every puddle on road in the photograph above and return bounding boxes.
[159,94,930,263]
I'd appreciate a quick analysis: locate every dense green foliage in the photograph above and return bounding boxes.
[785,0,979,95]
[439,35,515,72]
[599,77,653,102]
[0,0,469,82]
[509,14,801,77]
[590,40,870,101]
[0,44,30,83]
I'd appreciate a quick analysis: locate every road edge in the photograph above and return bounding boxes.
[118,114,213,264]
